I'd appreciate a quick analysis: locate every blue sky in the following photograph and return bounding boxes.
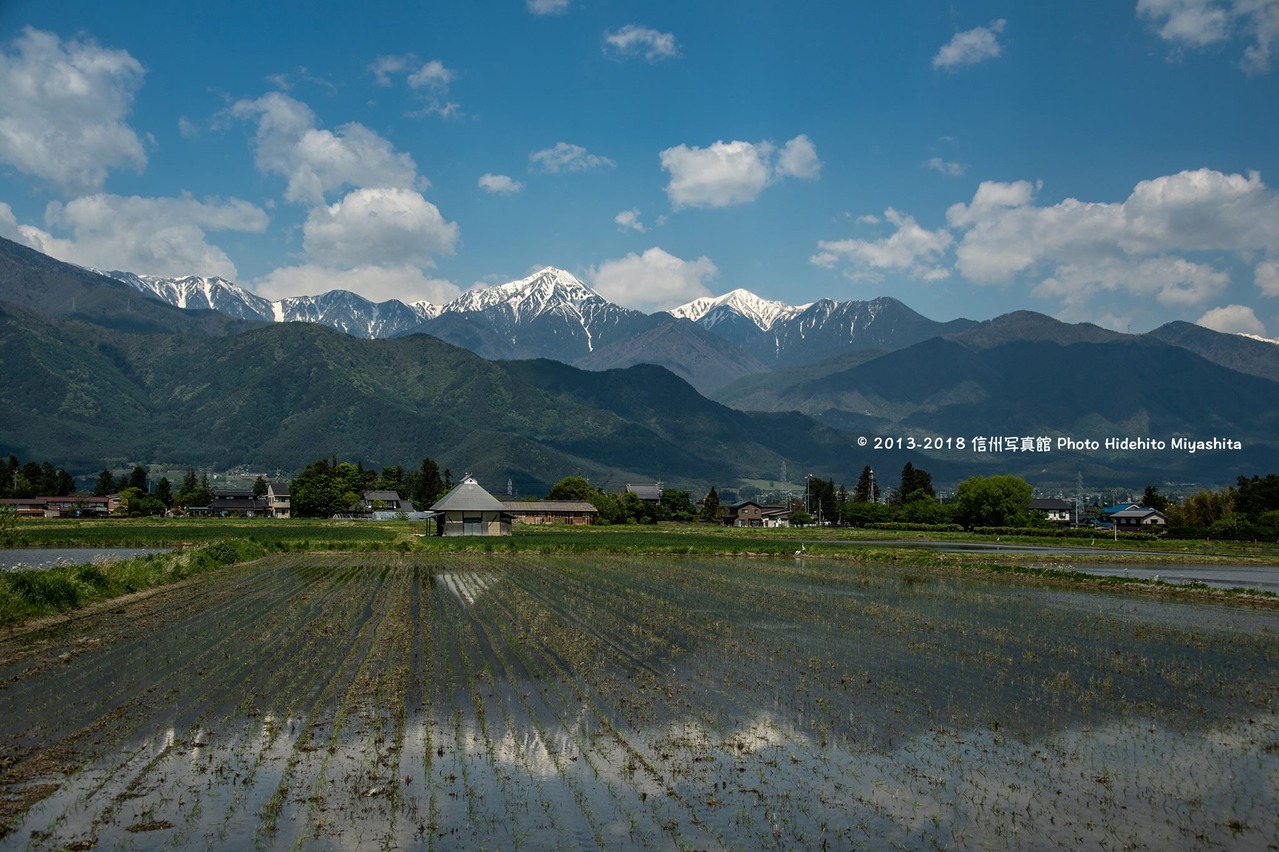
[1,1,1277,336]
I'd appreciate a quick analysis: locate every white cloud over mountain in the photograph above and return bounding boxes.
[1198,303,1267,335]
[814,168,1279,329]
[0,27,146,194]
[302,187,458,268]
[811,209,952,282]
[17,193,267,279]
[590,247,717,312]
[226,90,460,303]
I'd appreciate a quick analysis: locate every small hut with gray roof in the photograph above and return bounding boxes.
[429,475,512,536]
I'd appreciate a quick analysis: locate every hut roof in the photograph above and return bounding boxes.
[431,476,505,512]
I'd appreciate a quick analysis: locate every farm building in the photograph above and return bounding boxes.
[500,500,598,525]
[429,475,512,536]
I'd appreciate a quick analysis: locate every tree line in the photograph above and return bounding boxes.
[1,456,76,499]
[290,458,451,518]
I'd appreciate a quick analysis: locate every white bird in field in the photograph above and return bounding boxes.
[794,544,806,557]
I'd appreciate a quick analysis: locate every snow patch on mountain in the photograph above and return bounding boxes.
[443,267,617,350]
[447,268,599,318]
[669,288,808,331]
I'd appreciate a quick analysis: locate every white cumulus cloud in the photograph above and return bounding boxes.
[932,19,1007,70]
[1197,303,1268,335]
[302,187,458,268]
[1257,259,1279,295]
[1032,257,1229,317]
[811,208,952,282]
[0,27,147,194]
[529,142,615,173]
[590,247,717,312]
[615,209,646,232]
[603,25,680,61]
[478,173,524,194]
[1138,0,1279,73]
[948,169,1279,286]
[21,193,267,279]
[232,92,422,205]
[660,134,820,208]
[776,134,823,180]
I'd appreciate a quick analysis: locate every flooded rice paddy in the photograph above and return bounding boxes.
[0,554,1276,849]
[0,549,172,572]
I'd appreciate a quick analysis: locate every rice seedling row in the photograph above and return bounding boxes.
[1,552,1275,849]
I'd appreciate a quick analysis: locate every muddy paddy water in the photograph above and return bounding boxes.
[0,554,1275,849]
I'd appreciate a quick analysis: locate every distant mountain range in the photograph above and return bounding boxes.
[108,264,979,394]
[3,235,1276,489]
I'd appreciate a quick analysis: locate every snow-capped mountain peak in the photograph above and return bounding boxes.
[668,288,808,332]
[445,267,599,317]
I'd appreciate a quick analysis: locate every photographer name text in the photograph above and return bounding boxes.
[859,435,1242,454]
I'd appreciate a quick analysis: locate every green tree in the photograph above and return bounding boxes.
[1141,485,1170,513]
[953,474,1033,527]
[128,464,148,493]
[94,469,116,497]
[699,486,722,522]
[291,459,364,517]
[291,459,346,518]
[897,463,936,503]
[409,458,445,509]
[1235,474,1279,520]
[807,477,837,524]
[660,488,696,521]
[547,476,596,502]
[252,475,268,499]
[853,466,880,503]
[1168,488,1234,527]
[900,495,948,524]
[377,465,405,494]
[174,468,199,507]
[194,473,213,508]
[155,476,174,507]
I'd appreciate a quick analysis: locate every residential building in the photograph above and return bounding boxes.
[1110,506,1168,530]
[724,500,765,527]
[362,490,410,511]
[266,481,291,518]
[1029,498,1073,523]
